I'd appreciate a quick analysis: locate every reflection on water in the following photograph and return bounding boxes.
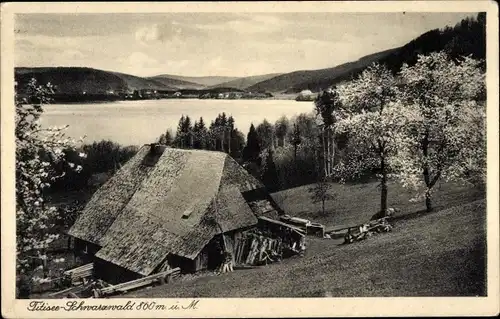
[41,99,315,146]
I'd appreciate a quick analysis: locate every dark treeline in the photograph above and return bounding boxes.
[240,112,368,193]
[157,112,246,159]
[48,140,139,193]
[158,112,353,193]
[381,12,486,73]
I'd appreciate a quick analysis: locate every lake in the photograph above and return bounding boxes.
[41,99,315,146]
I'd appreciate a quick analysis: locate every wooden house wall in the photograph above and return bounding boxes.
[93,257,141,285]
[166,253,205,273]
[257,219,304,247]
[73,238,101,263]
[76,221,301,280]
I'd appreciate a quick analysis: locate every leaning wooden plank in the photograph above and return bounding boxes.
[48,286,76,297]
[65,263,92,274]
[258,216,306,236]
[64,263,93,276]
[99,267,180,296]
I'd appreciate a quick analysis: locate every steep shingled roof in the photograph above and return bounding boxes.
[68,145,270,275]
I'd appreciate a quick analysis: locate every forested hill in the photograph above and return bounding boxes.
[248,12,486,93]
[246,48,399,94]
[209,73,283,90]
[14,67,188,94]
[374,13,486,73]
[148,74,241,87]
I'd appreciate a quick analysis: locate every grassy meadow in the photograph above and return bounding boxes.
[122,181,486,297]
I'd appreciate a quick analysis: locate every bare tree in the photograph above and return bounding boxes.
[308,177,335,215]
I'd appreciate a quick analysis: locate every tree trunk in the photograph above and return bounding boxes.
[294,144,297,161]
[380,155,388,213]
[331,128,335,176]
[322,198,325,215]
[422,131,433,213]
[326,128,331,177]
[425,189,432,212]
[228,129,232,155]
[222,130,225,152]
[322,127,327,177]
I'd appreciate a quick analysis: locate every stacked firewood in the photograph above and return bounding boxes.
[63,263,93,286]
[244,232,285,265]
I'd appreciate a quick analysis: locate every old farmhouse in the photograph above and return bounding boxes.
[68,144,304,284]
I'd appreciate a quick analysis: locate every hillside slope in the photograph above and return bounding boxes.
[151,74,241,87]
[246,48,399,93]
[15,67,175,94]
[124,197,486,297]
[146,75,207,90]
[209,73,283,90]
[272,180,485,228]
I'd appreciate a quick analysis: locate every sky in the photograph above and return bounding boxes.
[15,12,477,77]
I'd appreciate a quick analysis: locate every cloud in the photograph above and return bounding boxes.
[134,22,203,46]
[195,14,287,34]
[135,24,161,43]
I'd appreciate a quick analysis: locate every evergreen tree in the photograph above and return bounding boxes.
[274,116,290,147]
[164,129,173,146]
[158,129,174,146]
[182,115,193,148]
[208,113,235,153]
[211,114,223,151]
[226,115,235,154]
[256,119,275,150]
[261,148,280,192]
[174,115,186,148]
[208,120,217,150]
[193,117,208,149]
[243,123,261,165]
[291,123,301,160]
[158,133,167,145]
[229,129,245,159]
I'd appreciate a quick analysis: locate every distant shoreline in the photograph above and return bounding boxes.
[45,94,302,105]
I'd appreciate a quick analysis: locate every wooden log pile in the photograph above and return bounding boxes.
[63,263,93,285]
[215,230,287,274]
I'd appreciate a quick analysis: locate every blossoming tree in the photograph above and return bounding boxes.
[395,52,486,212]
[16,79,84,297]
[335,63,407,214]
